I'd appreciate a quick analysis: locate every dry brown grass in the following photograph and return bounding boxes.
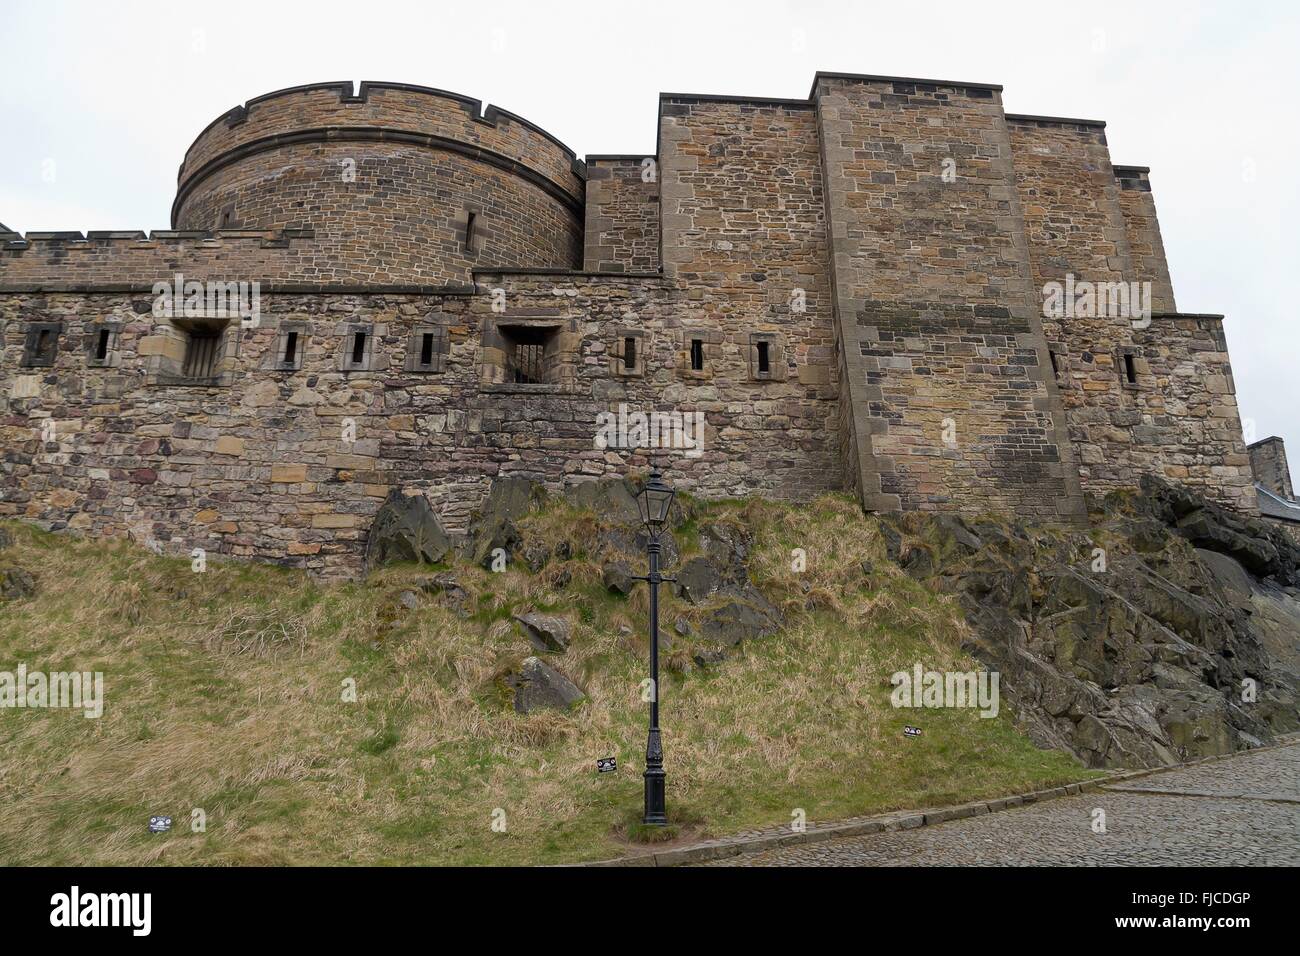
[0,500,1089,866]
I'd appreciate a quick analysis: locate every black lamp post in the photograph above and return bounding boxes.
[634,468,676,826]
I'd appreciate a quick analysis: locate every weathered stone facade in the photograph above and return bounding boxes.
[1251,436,1294,501]
[0,74,1263,574]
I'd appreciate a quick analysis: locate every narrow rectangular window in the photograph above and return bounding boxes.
[36,329,51,359]
[757,341,770,374]
[464,211,476,252]
[96,328,111,361]
[351,331,367,366]
[1123,352,1137,385]
[623,336,637,370]
[690,338,704,371]
[1049,350,1059,377]
[420,332,435,366]
[283,331,298,365]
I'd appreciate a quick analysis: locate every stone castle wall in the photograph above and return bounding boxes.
[0,272,841,575]
[583,157,660,273]
[1249,436,1294,500]
[173,82,584,285]
[813,75,1085,520]
[0,73,1264,574]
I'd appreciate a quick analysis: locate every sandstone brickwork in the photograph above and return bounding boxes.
[814,75,1085,520]
[0,73,1265,574]
[1250,436,1294,500]
[583,157,660,273]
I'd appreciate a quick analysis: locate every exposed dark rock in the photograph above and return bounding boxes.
[0,567,36,600]
[596,526,679,570]
[506,657,585,713]
[521,541,551,574]
[673,615,694,638]
[466,476,540,566]
[698,600,780,648]
[514,612,572,653]
[1137,474,1300,584]
[417,572,467,598]
[602,561,635,595]
[480,476,539,524]
[692,647,727,667]
[397,590,420,611]
[416,573,471,612]
[885,477,1300,769]
[674,557,724,604]
[474,518,521,569]
[563,477,643,524]
[364,491,452,570]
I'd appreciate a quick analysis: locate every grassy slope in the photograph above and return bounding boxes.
[0,496,1091,865]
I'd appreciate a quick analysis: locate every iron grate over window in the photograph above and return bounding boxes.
[183,330,223,379]
[511,342,546,384]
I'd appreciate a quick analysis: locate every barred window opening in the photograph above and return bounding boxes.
[183,329,223,379]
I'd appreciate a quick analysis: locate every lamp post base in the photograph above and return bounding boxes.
[643,728,667,826]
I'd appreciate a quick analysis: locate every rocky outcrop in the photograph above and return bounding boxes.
[670,522,781,662]
[465,476,538,567]
[506,657,585,714]
[364,491,452,570]
[881,478,1300,769]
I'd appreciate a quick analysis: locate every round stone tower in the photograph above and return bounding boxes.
[172,82,585,285]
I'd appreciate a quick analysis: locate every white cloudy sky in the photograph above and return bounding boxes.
[2,0,1297,462]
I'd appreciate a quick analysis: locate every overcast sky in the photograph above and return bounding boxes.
[2,0,1296,463]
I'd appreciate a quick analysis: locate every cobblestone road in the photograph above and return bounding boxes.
[704,743,1300,866]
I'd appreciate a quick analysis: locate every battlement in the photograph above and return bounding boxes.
[2,227,315,248]
[0,228,319,291]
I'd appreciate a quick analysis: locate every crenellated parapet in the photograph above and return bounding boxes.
[0,228,317,291]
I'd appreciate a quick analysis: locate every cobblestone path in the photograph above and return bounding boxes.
[703,743,1300,866]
